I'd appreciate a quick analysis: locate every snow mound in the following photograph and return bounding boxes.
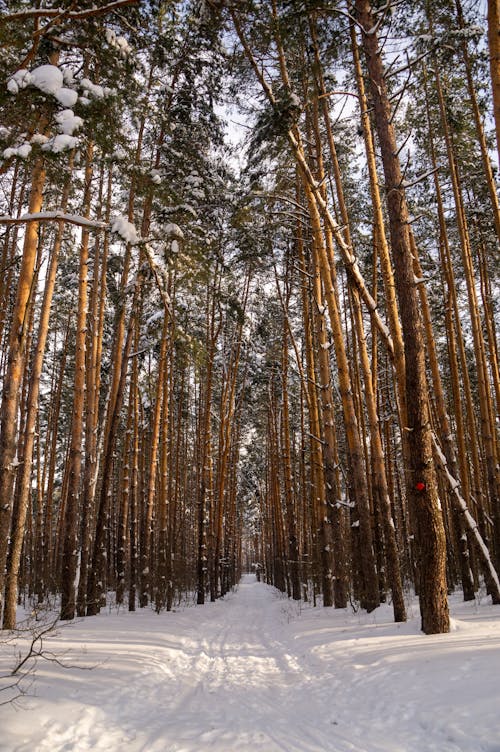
[111,216,139,244]
[105,28,133,58]
[55,109,84,136]
[80,78,107,99]
[3,143,31,159]
[30,134,49,145]
[7,69,32,94]
[31,65,64,95]
[42,135,79,153]
[56,87,79,108]
[164,222,184,240]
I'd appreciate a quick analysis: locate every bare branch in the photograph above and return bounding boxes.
[385,50,432,79]
[318,90,359,100]
[10,617,60,676]
[401,166,441,189]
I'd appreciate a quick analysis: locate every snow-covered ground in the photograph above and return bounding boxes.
[1,575,500,752]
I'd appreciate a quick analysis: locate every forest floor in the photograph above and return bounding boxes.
[1,574,500,752]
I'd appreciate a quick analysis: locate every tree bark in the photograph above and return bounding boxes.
[0,158,46,622]
[60,143,93,621]
[487,0,500,167]
[3,162,73,629]
[355,0,449,633]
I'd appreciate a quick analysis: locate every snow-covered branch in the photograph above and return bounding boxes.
[432,433,500,600]
[4,1,139,22]
[142,244,172,315]
[0,212,108,231]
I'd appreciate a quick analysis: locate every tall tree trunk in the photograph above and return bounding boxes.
[487,0,500,167]
[455,0,500,241]
[303,176,379,612]
[87,278,140,615]
[0,164,25,348]
[212,274,249,598]
[429,40,500,573]
[295,209,326,602]
[139,313,169,607]
[128,321,141,612]
[155,331,172,613]
[3,162,73,629]
[355,0,449,634]
[0,158,46,621]
[197,278,220,605]
[60,143,94,621]
[309,19,405,620]
[280,265,302,602]
[77,167,111,616]
[422,68,500,602]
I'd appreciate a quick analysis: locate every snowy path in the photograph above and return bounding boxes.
[2,575,500,751]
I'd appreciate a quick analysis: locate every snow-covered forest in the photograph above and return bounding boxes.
[0,0,499,748]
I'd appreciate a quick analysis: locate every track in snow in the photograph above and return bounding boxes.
[3,574,500,752]
[4,576,345,752]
